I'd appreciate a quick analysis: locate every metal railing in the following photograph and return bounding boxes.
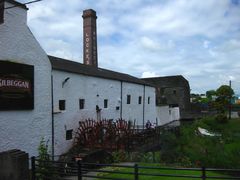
[31,157,240,180]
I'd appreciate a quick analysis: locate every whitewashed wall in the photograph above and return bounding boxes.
[156,105,180,126]
[52,70,121,155]
[122,82,144,126]
[0,2,52,157]
[0,1,172,158]
[170,107,180,122]
[144,86,157,126]
[52,70,157,155]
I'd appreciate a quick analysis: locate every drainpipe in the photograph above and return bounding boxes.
[51,74,54,160]
[120,81,123,119]
[143,85,146,129]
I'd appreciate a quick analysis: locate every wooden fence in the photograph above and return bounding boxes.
[31,157,240,180]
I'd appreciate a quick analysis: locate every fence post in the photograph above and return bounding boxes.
[201,167,206,180]
[78,160,82,180]
[31,156,36,180]
[134,163,138,180]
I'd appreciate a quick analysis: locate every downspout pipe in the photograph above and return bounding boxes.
[51,74,54,160]
[143,85,145,129]
[120,81,123,119]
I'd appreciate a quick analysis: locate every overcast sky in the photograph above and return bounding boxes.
[20,0,240,94]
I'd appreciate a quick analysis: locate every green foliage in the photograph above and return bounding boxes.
[206,90,216,100]
[38,138,50,161]
[216,85,234,98]
[159,131,182,164]
[199,97,209,103]
[110,117,240,169]
[140,152,161,163]
[36,138,58,180]
[179,117,240,168]
[215,114,228,123]
[214,85,234,113]
[112,150,128,163]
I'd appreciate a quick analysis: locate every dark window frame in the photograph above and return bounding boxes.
[79,99,85,109]
[138,96,142,104]
[0,2,4,24]
[104,99,108,108]
[173,90,177,95]
[59,100,66,110]
[66,129,73,140]
[127,95,131,104]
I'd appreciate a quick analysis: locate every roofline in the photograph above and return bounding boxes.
[142,75,186,79]
[48,55,155,87]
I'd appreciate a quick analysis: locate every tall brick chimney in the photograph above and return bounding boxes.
[82,9,98,67]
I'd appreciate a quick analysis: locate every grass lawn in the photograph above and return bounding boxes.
[97,163,231,180]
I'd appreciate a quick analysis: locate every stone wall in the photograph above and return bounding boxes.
[0,149,29,180]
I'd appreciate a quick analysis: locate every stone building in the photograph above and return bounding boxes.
[143,75,191,118]
[0,1,179,157]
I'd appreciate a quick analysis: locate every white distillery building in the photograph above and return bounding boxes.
[0,0,179,157]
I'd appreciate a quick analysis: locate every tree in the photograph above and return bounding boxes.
[206,90,216,100]
[215,85,234,113]
[216,85,234,98]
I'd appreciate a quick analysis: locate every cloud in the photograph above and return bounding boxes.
[218,39,240,52]
[141,71,161,78]
[18,0,240,94]
[140,36,162,52]
[203,40,210,49]
[119,0,240,38]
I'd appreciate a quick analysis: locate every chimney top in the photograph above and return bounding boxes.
[82,9,97,19]
[82,9,98,67]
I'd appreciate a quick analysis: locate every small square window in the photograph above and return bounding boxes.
[148,97,150,104]
[173,90,176,94]
[138,96,142,104]
[66,129,73,140]
[104,99,108,108]
[79,99,85,109]
[59,100,65,110]
[127,95,131,104]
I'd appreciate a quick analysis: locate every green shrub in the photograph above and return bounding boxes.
[215,114,228,123]
[112,150,128,163]
[36,138,58,180]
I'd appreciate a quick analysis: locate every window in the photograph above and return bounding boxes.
[0,2,4,24]
[127,95,131,104]
[59,100,65,110]
[148,97,150,104]
[79,99,85,109]
[173,90,176,94]
[66,129,73,140]
[104,99,108,108]
[138,96,142,104]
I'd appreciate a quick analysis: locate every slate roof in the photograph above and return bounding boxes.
[49,55,153,87]
[142,75,189,88]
